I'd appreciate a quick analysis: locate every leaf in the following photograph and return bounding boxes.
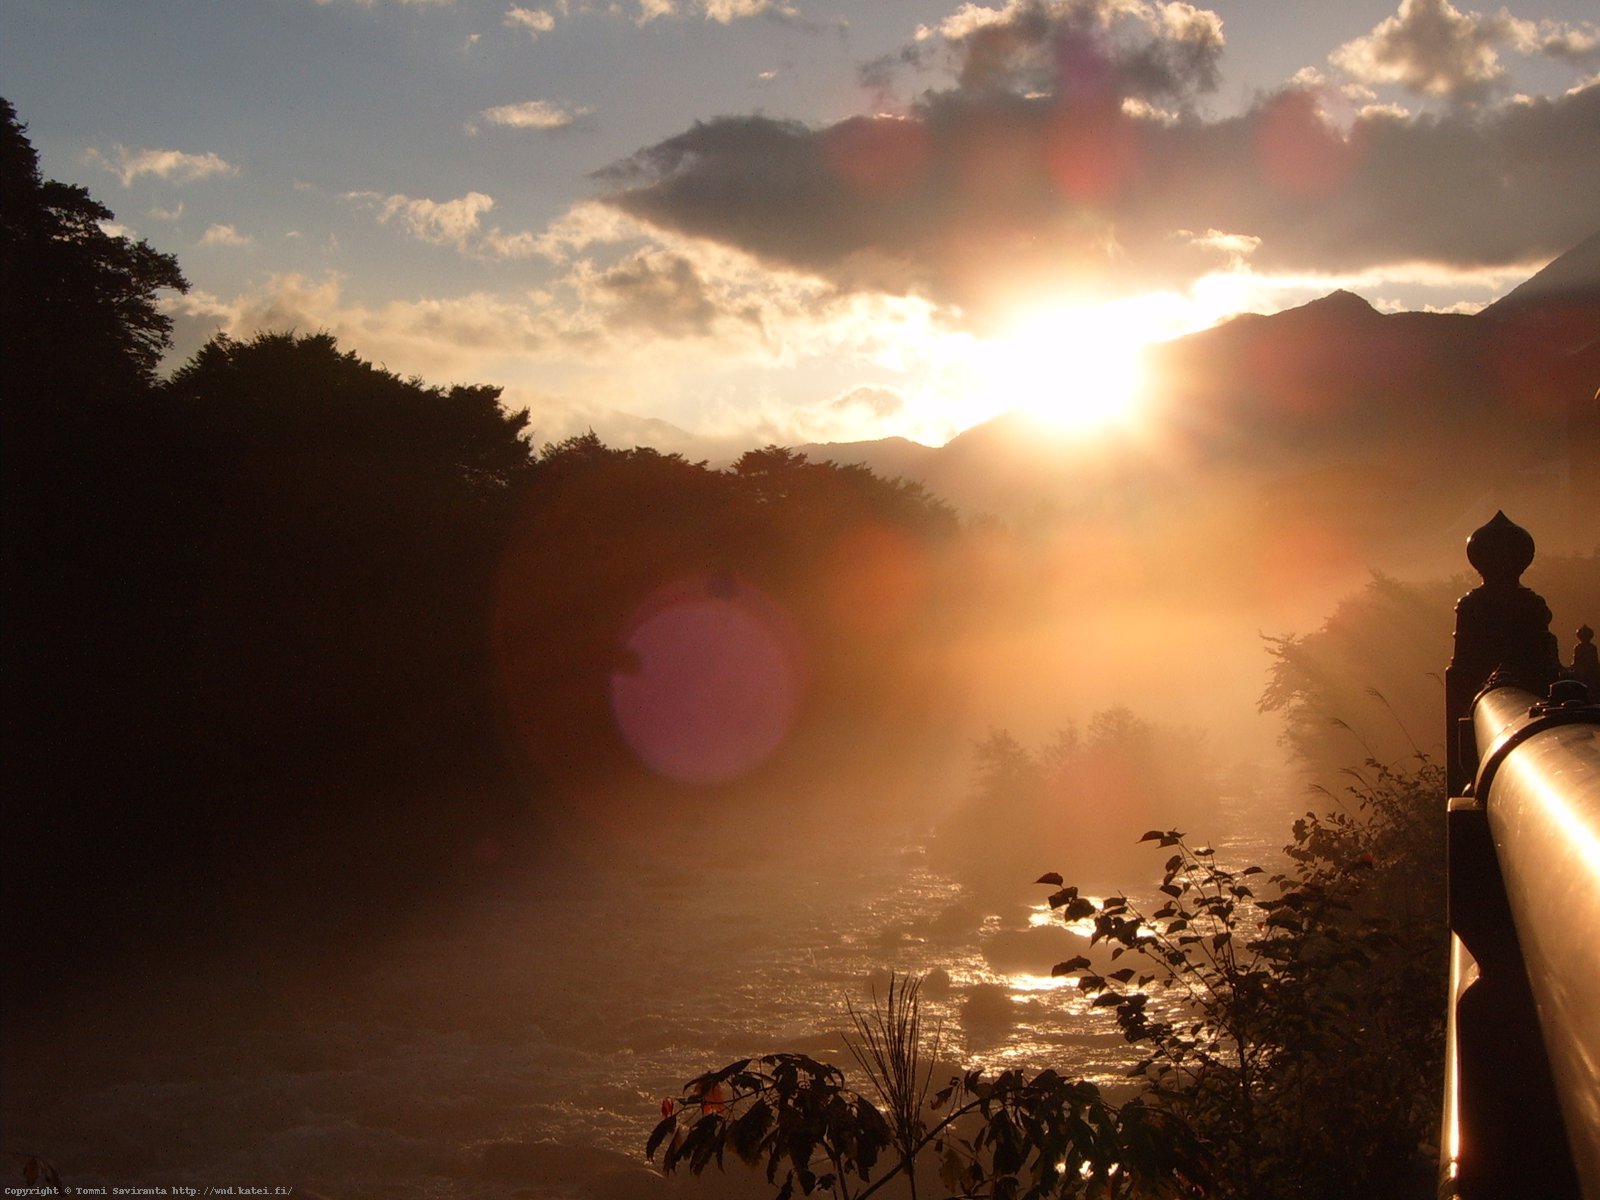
[1065,897,1096,920]
[1036,872,1064,886]
[1052,955,1093,975]
[663,1127,686,1172]
[940,1144,967,1194]
[646,1114,678,1161]
[1139,830,1166,842]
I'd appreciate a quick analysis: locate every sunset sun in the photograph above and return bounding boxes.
[967,299,1159,436]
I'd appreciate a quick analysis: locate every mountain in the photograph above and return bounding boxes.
[790,434,941,482]
[788,240,1598,567]
[1479,230,1600,352]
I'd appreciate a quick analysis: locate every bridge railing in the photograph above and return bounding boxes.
[1441,512,1600,1200]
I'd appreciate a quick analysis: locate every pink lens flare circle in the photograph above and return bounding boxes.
[608,576,805,786]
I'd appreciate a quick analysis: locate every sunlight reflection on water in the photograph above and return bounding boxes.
[4,795,1284,1198]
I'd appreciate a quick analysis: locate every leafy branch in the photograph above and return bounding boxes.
[648,1046,1210,1199]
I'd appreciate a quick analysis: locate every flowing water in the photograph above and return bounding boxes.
[3,793,1284,1199]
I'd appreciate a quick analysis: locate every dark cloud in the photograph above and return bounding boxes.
[1188,84,1600,271]
[594,11,1598,321]
[591,250,725,337]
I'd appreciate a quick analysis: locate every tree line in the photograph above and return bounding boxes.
[0,98,968,997]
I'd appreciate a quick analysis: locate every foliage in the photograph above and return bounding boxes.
[653,743,1445,1200]
[1051,755,1447,1200]
[933,711,1219,898]
[6,1153,63,1191]
[1259,572,1458,792]
[1259,562,1598,796]
[845,975,941,1198]
[649,1052,1209,1199]
[0,96,187,401]
[1,131,975,992]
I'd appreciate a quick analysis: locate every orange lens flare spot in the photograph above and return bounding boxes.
[1254,91,1360,199]
[1044,110,1138,204]
[824,116,932,200]
[822,523,932,638]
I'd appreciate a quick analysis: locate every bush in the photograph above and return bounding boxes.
[652,754,1445,1200]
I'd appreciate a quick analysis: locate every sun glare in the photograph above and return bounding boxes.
[966,299,1160,436]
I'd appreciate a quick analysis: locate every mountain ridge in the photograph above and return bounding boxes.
[787,233,1598,565]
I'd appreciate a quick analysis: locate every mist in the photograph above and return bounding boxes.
[5,92,1599,1200]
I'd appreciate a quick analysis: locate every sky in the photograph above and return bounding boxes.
[3,0,1598,453]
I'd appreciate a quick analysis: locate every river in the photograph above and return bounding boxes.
[2,793,1284,1199]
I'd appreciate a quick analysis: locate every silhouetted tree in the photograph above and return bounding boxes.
[0,97,187,404]
[154,332,537,886]
[1260,558,1598,794]
[932,712,1218,899]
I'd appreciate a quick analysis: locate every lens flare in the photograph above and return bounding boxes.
[609,576,805,786]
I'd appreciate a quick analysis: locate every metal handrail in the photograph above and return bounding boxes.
[1441,511,1600,1200]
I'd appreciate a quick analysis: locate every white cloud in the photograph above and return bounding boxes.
[164,273,558,378]
[87,145,239,187]
[475,99,591,130]
[200,223,255,248]
[1532,21,1600,68]
[345,189,546,260]
[379,191,496,249]
[701,0,787,22]
[635,0,792,23]
[1331,0,1600,101]
[1331,0,1508,99]
[504,5,555,36]
[1179,228,1261,262]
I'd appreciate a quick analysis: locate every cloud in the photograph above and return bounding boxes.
[1530,22,1600,69]
[594,72,1600,321]
[581,250,728,337]
[475,99,591,131]
[200,223,254,248]
[165,273,558,379]
[832,385,906,419]
[1331,0,1600,101]
[345,189,544,259]
[157,248,960,452]
[634,0,794,21]
[892,0,1225,108]
[504,5,556,36]
[87,145,238,187]
[380,191,496,249]
[1330,0,1518,101]
[701,0,791,22]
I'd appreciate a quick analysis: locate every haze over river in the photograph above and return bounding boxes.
[4,793,1281,1199]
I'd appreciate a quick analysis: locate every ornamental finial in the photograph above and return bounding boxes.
[1465,511,1535,587]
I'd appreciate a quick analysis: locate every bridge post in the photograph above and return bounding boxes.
[1441,511,1582,1200]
